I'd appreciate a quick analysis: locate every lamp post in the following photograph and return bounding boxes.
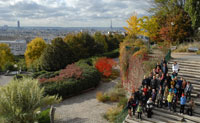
[171,22,174,45]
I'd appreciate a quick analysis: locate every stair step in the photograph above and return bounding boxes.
[168,63,200,68]
[154,107,198,123]
[168,69,200,77]
[153,109,182,121]
[125,115,153,123]
[169,59,200,64]
[151,114,177,123]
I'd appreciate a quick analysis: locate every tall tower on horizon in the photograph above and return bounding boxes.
[17,20,20,28]
[110,20,112,30]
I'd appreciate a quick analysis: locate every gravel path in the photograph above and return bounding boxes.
[54,78,120,123]
[0,75,13,86]
[54,59,120,123]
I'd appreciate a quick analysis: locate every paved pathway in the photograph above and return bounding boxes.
[54,59,120,123]
[0,75,13,86]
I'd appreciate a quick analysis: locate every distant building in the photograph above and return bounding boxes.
[110,20,113,30]
[17,20,20,28]
[1,25,8,31]
[137,35,149,42]
[0,40,26,55]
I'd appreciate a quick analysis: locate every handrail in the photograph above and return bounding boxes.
[115,107,128,123]
[165,49,171,63]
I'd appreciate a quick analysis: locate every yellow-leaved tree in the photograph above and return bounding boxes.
[124,13,143,39]
[139,16,159,41]
[25,37,47,68]
[0,43,14,71]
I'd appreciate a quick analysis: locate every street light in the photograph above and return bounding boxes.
[171,22,174,26]
[171,22,175,45]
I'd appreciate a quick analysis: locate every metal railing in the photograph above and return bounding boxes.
[115,107,128,123]
[165,49,171,62]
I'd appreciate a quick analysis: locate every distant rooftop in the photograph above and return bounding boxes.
[0,40,26,43]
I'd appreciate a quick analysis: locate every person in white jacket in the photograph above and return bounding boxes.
[172,62,179,76]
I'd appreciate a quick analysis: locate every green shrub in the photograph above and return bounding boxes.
[0,78,61,123]
[96,92,110,102]
[197,50,200,55]
[38,108,50,123]
[101,48,119,58]
[38,71,60,79]
[32,70,48,78]
[41,63,101,98]
[117,97,128,108]
[104,106,123,122]
[174,42,200,53]
[40,38,75,71]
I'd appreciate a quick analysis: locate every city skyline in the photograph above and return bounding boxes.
[0,0,151,27]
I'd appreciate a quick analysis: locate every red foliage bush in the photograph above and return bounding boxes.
[39,64,83,83]
[95,57,116,77]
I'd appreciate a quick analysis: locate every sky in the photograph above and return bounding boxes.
[0,0,152,27]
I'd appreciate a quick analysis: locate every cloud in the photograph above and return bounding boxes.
[0,0,151,27]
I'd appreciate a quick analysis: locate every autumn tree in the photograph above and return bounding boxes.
[64,32,98,60]
[140,16,160,42]
[94,32,108,53]
[159,9,192,43]
[185,0,200,31]
[124,13,143,39]
[25,37,47,68]
[0,43,14,71]
[40,37,74,71]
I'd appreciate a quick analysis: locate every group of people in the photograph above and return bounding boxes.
[127,58,195,120]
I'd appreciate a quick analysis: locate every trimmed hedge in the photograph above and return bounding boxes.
[100,48,119,58]
[41,62,101,98]
[32,71,60,79]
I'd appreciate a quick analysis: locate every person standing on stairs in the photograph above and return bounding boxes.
[163,86,169,107]
[162,63,168,76]
[187,99,195,116]
[176,77,183,98]
[161,57,167,69]
[172,93,178,112]
[147,98,153,118]
[184,81,193,101]
[180,93,187,114]
[136,102,143,120]
[141,91,147,112]
[167,92,173,111]
[172,61,179,76]
[127,95,137,117]
[156,90,163,108]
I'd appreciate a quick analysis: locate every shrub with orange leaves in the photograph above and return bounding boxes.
[95,57,116,77]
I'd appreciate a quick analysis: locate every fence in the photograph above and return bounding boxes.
[165,49,171,62]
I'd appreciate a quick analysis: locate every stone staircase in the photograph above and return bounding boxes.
[124,56,200,123]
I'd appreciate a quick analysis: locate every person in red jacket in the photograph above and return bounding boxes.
[143,85,148,95]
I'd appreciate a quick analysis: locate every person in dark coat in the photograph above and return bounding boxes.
[142,75,148,87]
[166,73,172,88]
[172,93,178,112]
[147,86,152,99]
[141,91,147,112]
[187,99,195,116]
[161,58,167,68]
[162,63,168,76]
[128,95,137,117]
[151,76,158,90]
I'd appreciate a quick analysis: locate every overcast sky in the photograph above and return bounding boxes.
[0,0,152,27]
